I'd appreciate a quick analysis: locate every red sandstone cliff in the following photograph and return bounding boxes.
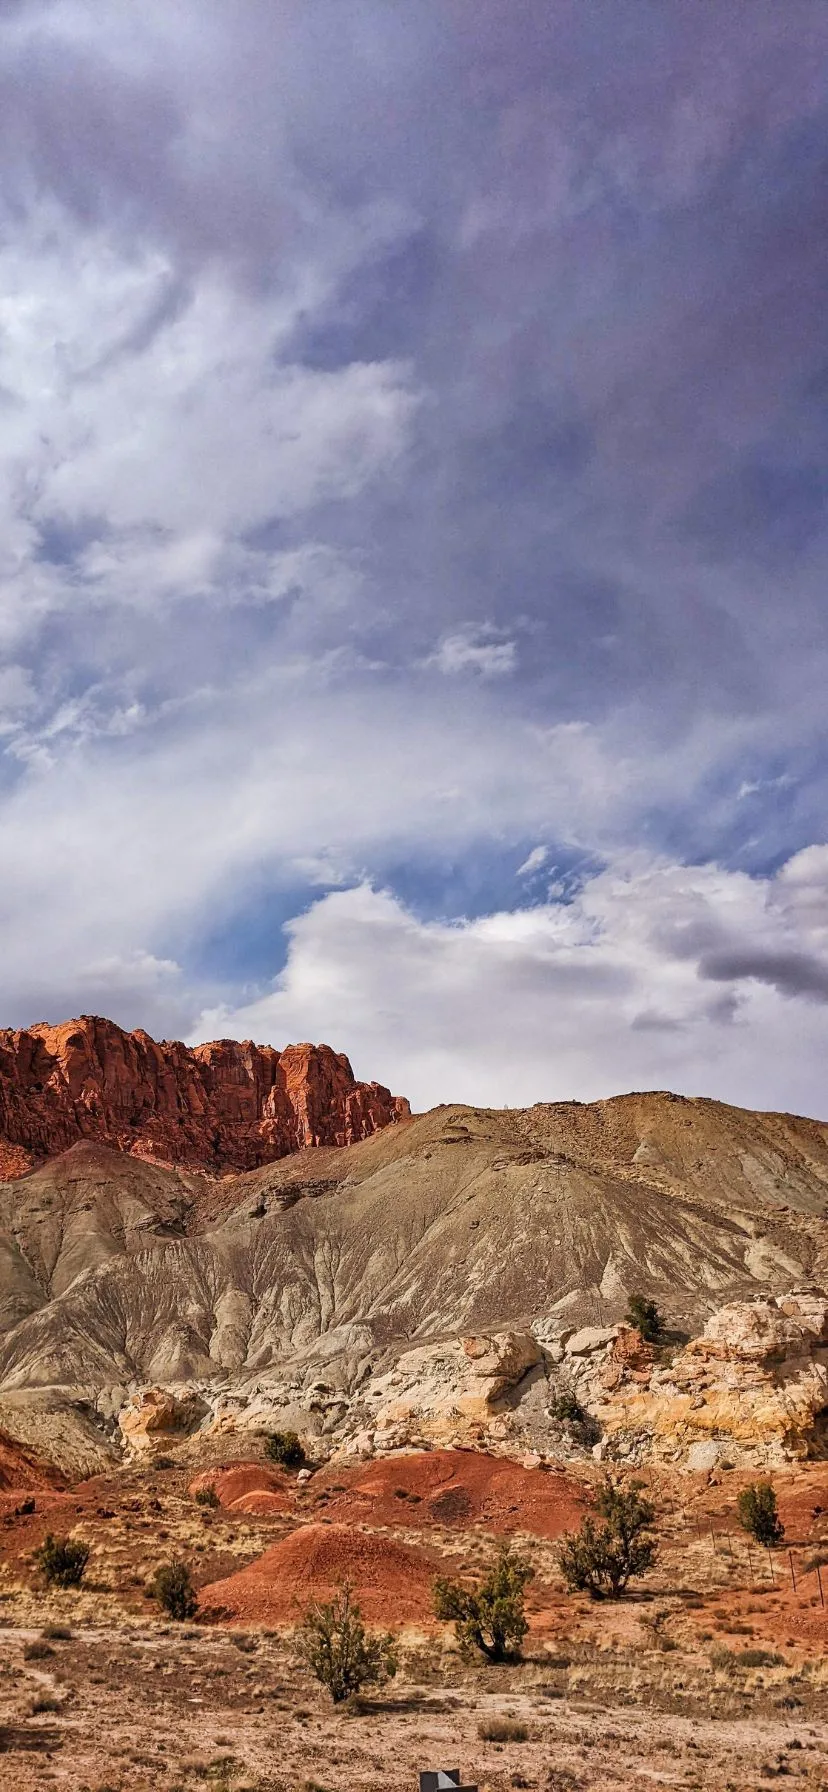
[0,1016,410,1179]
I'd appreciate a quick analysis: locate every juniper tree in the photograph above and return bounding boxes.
[300,1581,397,1704]
[558,1475,657,1599]
[433,1545,534,1661]
[737,1481,784,1548]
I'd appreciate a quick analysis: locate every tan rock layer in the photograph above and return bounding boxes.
[0,1014,410,1175]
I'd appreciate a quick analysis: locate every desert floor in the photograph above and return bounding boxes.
[0,1449,824,1792]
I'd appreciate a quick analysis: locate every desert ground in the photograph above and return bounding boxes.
[0,1443,825,1792]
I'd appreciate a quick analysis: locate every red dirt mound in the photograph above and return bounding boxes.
[312,1450,586,1537]
[198,1522,443,1626]
[227,1489,288,1516]
[188,1460,291,1514]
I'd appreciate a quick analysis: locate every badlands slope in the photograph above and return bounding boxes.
[0,1084,825,1470]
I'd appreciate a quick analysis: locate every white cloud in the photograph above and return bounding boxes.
[202,849,828,1117]
[427,628,517,678]
[517,844,548,877]
[0,213,417,663]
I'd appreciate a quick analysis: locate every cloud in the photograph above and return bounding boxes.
[427,628,517,678]
[1,2,828,1120]
[517,845,547,877]
[201,846,828,1116]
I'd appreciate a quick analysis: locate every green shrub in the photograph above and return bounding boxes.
[737,1481,784,1547]
[557,1475,657,1599]
[195,1485,220,1508]
[34,1533,90,1588]
[265,1430,306,1470]
[625,1295,664,1342]
[154,1560,198,1621]
[433,1545,534,1662]
[299,1581,397,1703]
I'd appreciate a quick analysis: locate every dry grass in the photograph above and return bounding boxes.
[478,1715,531,1741]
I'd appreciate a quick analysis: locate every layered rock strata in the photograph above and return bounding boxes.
[0,1014,409,1175]
[597,1288,828,1466]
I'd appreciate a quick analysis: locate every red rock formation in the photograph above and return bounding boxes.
[0,1015,410,1178]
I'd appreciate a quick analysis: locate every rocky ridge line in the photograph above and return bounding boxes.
[0,1014,410,1176]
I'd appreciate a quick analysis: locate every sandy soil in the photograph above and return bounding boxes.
[0,1448,824,1790]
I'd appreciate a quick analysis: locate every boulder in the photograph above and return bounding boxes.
[565,1326,618,1357]
[118,1386,208,1455]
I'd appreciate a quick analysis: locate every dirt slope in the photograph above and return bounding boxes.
[198,1522,444,1625]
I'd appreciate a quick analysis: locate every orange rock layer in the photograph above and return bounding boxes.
[0,1015,410,1177]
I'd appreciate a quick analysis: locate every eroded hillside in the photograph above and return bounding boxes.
[0,1093,824,1467]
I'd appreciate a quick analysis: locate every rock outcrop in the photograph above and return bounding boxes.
[597,1289,828,1465]
[118,1386,210,1456]
[0,1015,410,1175]
[345,1331,543,1457]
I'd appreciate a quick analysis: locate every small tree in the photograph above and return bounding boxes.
[154,1560,198,1621]
[299,1581,397,1704]
[548,1383,587,1425]
[737,1481,784,1548]
[35,1534,90,1589]
[558,1476,657,1599]
[625,1295,664,1343]
[194,1485,220,1508]
[265,1430,306,1470]
[433,1545,534,1662]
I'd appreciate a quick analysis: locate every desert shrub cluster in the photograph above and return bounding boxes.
[154,1559,198,1621]
[265,1429,307,1469]
[35,1533,90,1588]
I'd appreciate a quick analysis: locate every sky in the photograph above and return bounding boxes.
[2,0,828,1116]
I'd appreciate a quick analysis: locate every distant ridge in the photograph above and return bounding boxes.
[0,1014,410,1178]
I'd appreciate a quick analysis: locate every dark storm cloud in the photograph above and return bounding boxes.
[700,949,828,1003]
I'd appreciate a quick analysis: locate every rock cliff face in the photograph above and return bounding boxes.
[0,1015,410,1175]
